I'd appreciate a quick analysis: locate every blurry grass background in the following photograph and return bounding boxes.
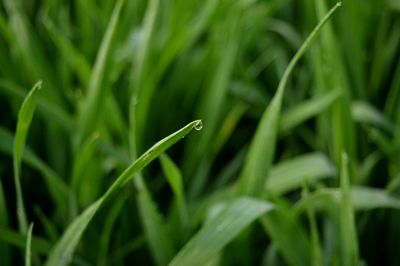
[1,0,400,265]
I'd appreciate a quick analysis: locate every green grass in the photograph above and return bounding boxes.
[1,0,400,265]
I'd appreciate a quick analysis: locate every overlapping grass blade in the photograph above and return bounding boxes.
[169,197,274,266]
[352,101,395,133]
[339,154,359,266]
[25,223,34,266]
[77,0,124,146]
[261,209,311,266]
[265,152,337,195]
[45,120,201,266]
[13,81,42,234]
[280,89,341,134]
[160,154,188,225]
[0,227,51,254]
[237,2,342,196]
[136,176,174,266]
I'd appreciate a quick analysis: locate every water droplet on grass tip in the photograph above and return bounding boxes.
[194,121,203,131]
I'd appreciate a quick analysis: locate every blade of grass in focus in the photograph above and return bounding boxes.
[237,2,342,197]
[45,120,202,266]
[25,223,34,266]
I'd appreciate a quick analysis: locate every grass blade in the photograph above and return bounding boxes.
[339,153,359,266]
[0,226,51,254]
[265,152,337,195]
[237,2,342,196]
[136,176,174,266]
[13,80,42,234]
[261,209,311,266]
[77,0,124,146]
[280,89,341,134]
[45,120,202,266]
[169,197,274,266]
[25,223,34,266]
[160,154,188,225]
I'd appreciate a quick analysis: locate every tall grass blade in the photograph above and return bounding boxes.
[169,197,274,266]
[25,223,34,266]
[237,2,342,196]
[13,80,42,234]
[339,153,359,266]
[136,176,174,266]
[45,120,202,266]
[0,227,51,254]
[160,154,188,225]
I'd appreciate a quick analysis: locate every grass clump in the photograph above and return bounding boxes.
[0,0,400,265]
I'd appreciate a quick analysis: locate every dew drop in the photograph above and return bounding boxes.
[194,120,203,131]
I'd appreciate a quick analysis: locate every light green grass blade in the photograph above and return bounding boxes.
[169,197,274,266]
[45,120,201,266]
[302,181,322,266]
[339,153,359,266]
[77,0,124,145]
[160,154,188,225]
[0,226,51,254]
[265,152,337,195]
[136,176,174,266]
[237,2,342,196]
[13,80,42,234]
[280,89,341,134]
[25,223,34,266]
[352,101,395,133]
[261,209,311,266]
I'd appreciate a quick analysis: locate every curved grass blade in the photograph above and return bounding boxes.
[169,197,274,266]
[25,223,34,266]
[45,120,202,266]
[237,2,342,196]
[280,89,341,134]
[265,152,337,195]
[14,80,42,234]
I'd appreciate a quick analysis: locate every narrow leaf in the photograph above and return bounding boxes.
[339,153,359,266]
[169,197,274,266]
[45,120,201,266]
[265,153,337,195]
[25,223,34,266]
[14,80,42,234]
[237,3,342,196]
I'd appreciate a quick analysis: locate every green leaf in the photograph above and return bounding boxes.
[352,101,395,133]
[169,197,274,266]
[136,176,174,266]
[237,2,342,196]
[45,120,201,266]
[0,226,51,254]
[261,209,311,266]
[265,152,337,195]
[160,154,188,225]
[25,223,34,266]
[77,0,124,145]
[280,89,341,134]
[339,154,359,266]
[13,80,42,234]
